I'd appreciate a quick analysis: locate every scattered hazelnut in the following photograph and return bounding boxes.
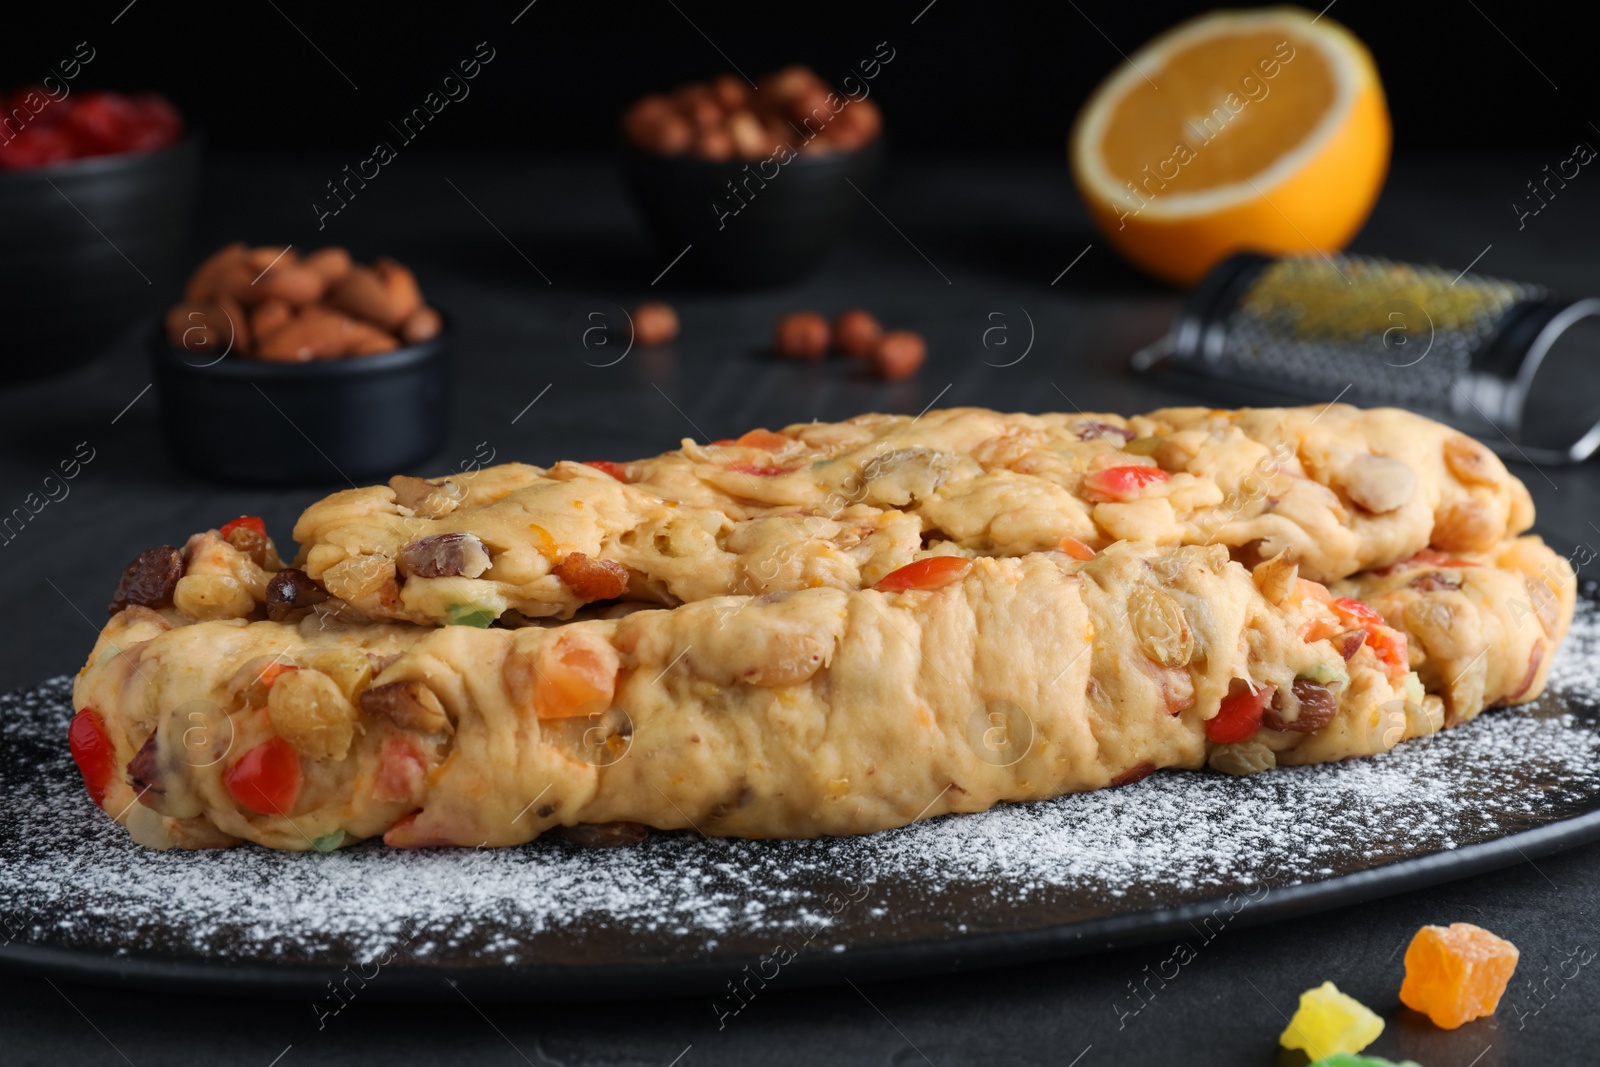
[831,309,882,358]
[773,312,830,361]
[633,302,680,347]
[871,331,926,381]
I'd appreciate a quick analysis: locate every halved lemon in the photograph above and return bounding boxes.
[1070,6,1390,285]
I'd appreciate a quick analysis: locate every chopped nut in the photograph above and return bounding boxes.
[267,669,357,760]
[1208,740,1277,776]
[1251,551,1299,605]
[173,574,256,620]
[321,555,397,603]
[303,646,374,703]
[265,568,328,622]
[1264,679,1338,733]
[1336,629,1367,660]
[1075,420,1135,443]
[398,532,491,580]
[1337,453,1416,514]
[1431,500,1498,553]
[1443,435,1500,486]
[1129,586,1193,667]
[1408,570,1463,592]
[360,680,451,733]
[1525,576,1563,637]
[552,552,629,601]
[108,546,184,614]
[228,656,299,708]
[389,474,462,518]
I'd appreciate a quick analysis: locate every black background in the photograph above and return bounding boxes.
[8,2,1600,1065]
[3,0,1593,157]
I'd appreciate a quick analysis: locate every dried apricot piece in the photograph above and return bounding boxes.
[1399,922,1519,1029]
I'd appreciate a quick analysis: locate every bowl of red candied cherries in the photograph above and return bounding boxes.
[0,87,197,382]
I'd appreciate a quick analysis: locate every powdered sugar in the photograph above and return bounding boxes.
[4,596,1600,974]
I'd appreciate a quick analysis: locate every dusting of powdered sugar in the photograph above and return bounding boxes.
[4,596,1600,972]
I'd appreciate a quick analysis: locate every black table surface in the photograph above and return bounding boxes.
[3,153,1599,1064]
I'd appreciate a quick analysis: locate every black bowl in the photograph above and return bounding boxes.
[148,318,452,485]
[622,138,883,288]
[0,139,198,384]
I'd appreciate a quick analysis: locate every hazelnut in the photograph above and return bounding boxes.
[649,114,693,156]
[622,95,675,145]
[871,331,926,381]
[693,128,734,161]
[831,309,882,358]
[727,110,769,160]
[633,302,679,347]
[762,65,823,104]
[686,95,724,132]
[401,306,442,345]
[773,312,830,361]
[712,73,748,110]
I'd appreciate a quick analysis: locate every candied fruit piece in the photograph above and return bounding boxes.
[1309,1056,1421,1067]
[1399,922,1519,1029]
[1280,981,1385,1059]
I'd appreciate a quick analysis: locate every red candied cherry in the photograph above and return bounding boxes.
[224,737,303,815]
[68,708,117,807]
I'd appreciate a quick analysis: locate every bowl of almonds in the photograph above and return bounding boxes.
[150,243,450,484]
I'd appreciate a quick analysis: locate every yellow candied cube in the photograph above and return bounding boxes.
[1279,981,1385,1059]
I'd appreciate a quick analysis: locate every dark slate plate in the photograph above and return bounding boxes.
[4,592,1600,1004]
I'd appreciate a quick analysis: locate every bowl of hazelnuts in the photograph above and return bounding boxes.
[621,65,884,287]
[149,243,450,484]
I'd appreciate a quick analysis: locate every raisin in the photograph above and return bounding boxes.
[225,525,270,567]
[1264,679,1338,733]
[1336,629,1367,660]
[1408,570,1462,593]
[108,546,183,614]
[360,680,450,733]
[126,733,166,802]
[265,569,328,622]
[552,552,629,601]
[1075,420,1135,443]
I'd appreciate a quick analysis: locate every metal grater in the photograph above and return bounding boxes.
[1133,252,1600,464]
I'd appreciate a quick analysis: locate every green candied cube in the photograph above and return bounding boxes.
[1309,1054,1423,1067]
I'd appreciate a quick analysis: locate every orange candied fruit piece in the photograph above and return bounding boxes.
[1399,922,1520,1029]
[733,428,792,451]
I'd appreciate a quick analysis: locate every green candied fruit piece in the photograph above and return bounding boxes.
[1123,435,1163,456]
[1300,661,1350,688]
[1403,671,1425,705]
[1309,1055,1423,1067]
[446,604,497,628]
[311,830,346,852]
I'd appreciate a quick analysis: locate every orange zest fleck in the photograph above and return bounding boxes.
[1059,535,1097,560]
[874,556,974,593]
